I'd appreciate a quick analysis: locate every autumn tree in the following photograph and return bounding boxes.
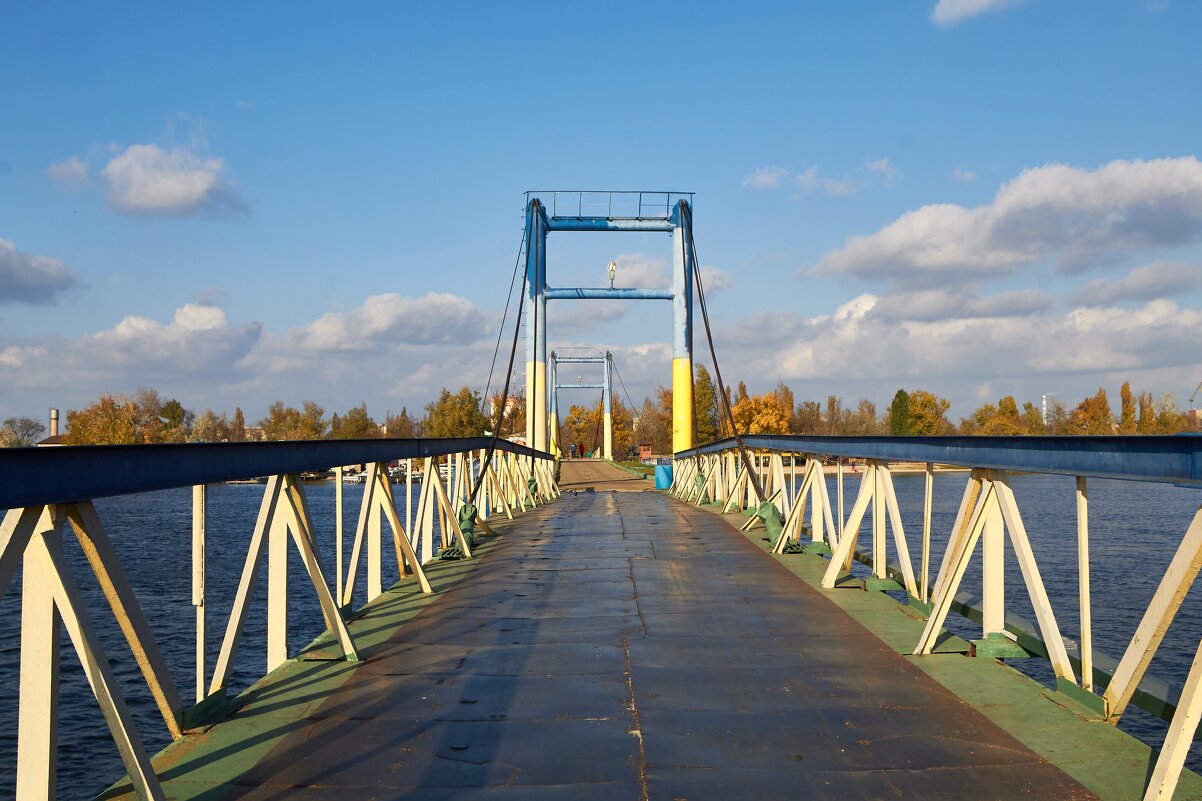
[825,395,845,435]
[423,387,488,439]
[190,409,231,442]
[792,401,822,434]
[1071,388,1114,434]
[1118,382,1137,434]
[1155,393,1189,433]
[693,365,719,445]
[905,390,951,435]
[633,389,672,454]
[259,401,328,440]
[731,391,791,435]
[386,407,419,438]
[1,417,46,447]
[889,389,911,435]
[1137,392,1157,433]
[65,395,140,444]
[846,399,882,435]
[1020,402,1045,434]
[230,407,246,441]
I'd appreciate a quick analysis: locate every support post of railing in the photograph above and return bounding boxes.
[406,458,414,535]
[335,467,344,608]
[267,476,289,672]
[922,462,933,604]
[982,477,1006,637]
[872,463,886,579]
[192,484,206,704]
[1077,476,1093,691]
[837,460,845,544]
[367,464,383,599]
[17,510,60,800]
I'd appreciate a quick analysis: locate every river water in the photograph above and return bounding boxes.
[1,473,1201,798]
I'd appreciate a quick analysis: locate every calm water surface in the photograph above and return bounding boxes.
[2,473,1201,798]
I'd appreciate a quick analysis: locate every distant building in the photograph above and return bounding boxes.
[36,408,64,447]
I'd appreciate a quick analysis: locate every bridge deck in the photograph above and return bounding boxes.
[104,463,1195,800]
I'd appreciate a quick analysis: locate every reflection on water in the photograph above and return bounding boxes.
[1,473,1201,797]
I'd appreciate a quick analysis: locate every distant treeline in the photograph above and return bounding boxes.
[0,374,1192,449]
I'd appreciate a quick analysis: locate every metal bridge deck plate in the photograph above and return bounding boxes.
[105,469,1102,800]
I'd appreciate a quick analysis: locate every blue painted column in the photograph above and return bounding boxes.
[534,211,548,453]
[524,200,537,449]
[670,200,694,453]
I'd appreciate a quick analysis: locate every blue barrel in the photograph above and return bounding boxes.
[654,464,674,490]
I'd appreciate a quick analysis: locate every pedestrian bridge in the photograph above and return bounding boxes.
[4,442,1202,800]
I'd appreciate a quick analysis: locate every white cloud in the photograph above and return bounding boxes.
[872,288,1053,322]
[0,237,81,305]
[1075,261,1202,306]
[932,0,1027,26]
[865,158,899,187]
[742,166,789,190]
[0,304,261,399]
[612,253,670,288]
[46,157,89,190]
[953,166,978,183]
[815,157,1202,285]
[796,167,858,197]
[273,292,489,355]
[700,266,732,292]
[101,144,245,216]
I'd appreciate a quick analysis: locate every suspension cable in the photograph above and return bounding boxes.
[480,231,527,416]
[469,220,531,506]
[683,202,766,502]
[612,361,637,411]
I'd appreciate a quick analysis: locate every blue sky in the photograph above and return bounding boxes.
[3,0,1202,427]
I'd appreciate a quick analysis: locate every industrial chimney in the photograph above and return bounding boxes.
[49,407,59,438]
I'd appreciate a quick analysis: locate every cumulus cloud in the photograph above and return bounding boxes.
[0,237,81,305]
[700,266,732,292]
[742,166,789,190]
[612,253,670,288]
[46,157,89,190]
[932,0,1027,26]
[720,293,1202,392]
[0,304,261,397]
[872,288,1053,322]
[101,144,245,216]
[814,157,1202,286]
[1074,261,1202,306]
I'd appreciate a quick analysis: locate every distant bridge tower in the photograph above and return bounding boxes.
[524,190,695,455]
[549,351,614,460]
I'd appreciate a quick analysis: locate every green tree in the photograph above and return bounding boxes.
[694,365,719,444]
[332,403,380,438]
[1071,388,1114,434]
[1119,382,1137,434]
[889,389,911,435]
[160,398,193,442]
[423,387,488,438]
[1020,402,1045,434]
[1,417,46,446]
[907,390,951,435]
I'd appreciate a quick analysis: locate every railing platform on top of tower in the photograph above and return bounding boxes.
[0,437,557,801]
[526,189,694,225]
[671,433,1202,801]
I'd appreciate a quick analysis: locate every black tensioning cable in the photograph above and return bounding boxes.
[480,231,527,416]
[683,202,766,502]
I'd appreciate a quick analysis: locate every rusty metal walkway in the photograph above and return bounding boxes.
[105,466,1110,800]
